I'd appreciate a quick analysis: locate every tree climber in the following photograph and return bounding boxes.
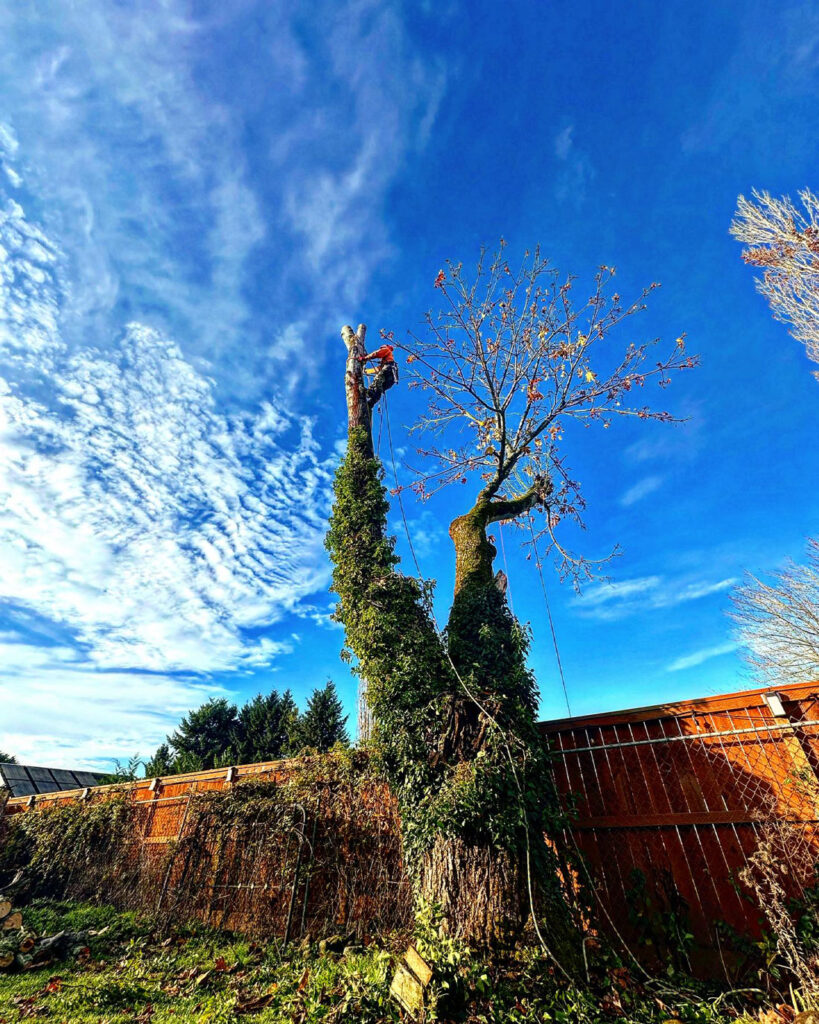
[360,343,399,407]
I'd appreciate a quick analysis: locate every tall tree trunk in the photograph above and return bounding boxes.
[420,499,581,962]
[341,324,373,453]
[449,503,496,597]
[331,326,579,964]
[417,502,531,946]
[420,836,528,946]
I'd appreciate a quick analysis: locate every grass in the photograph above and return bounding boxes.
[0,900,782,1023]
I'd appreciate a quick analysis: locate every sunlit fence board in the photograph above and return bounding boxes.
[4,682,819,971]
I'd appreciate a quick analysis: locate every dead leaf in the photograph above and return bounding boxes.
[236,992,276,1015]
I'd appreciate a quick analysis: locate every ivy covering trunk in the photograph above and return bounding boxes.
[326,324,581,963]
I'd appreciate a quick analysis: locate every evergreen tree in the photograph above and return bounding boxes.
[294,681,349,753]
[169,698,239,770]
[279,690,303,756]
[143,742,174,778]
[0,751,17,764]
[235,690,299,763]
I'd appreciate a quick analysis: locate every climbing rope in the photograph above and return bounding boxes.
[527,516,572,718]
[382,391,424,580]
[375,403,385,458]
[497,520,515,616]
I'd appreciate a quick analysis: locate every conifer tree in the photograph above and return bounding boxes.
[169,698,240,770]
[293,681,349,753]
[144,742,173,778]
[236,690,302,762]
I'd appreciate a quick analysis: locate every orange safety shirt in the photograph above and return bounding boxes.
[370,344,395,363]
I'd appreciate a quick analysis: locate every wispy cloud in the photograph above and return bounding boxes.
[0,163,336,765]
[274,2,447,343]
[0,0,447,399]
[619,475,663,507]
[553,124,595,205]
[572,574,737,621]
[1,666,226,769]
[682,6,819,155]
[0,4,266,386]
[0,0,448,765]
[666,642,736,673]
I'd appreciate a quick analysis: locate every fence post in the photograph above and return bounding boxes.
[283,805,307,945]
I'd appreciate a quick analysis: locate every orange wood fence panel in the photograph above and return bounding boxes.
[5,682,819,967]
[540,680,819,964]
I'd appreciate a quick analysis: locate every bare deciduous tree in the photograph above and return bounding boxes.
[731,539,819,685]
[394,243,696,586]
[731,189,819,378]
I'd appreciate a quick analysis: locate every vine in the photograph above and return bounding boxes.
[325,426,581,957]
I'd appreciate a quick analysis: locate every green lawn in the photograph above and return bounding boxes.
[0,901,772,1023]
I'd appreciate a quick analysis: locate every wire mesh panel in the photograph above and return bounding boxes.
[0,756,411,942]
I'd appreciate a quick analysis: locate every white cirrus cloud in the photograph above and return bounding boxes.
[0,0,447,400]
[619,475,663,508]
[572,574,737,621]
[1,666,228,769]
[0,162,337,767]
[553,124,596,206]
[0,323,336,673]
[666,642,737,673]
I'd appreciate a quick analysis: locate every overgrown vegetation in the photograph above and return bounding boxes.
[0,753,409,942]
[0,794,138,903]
[326,423,580,954]
[0,899,782,1024]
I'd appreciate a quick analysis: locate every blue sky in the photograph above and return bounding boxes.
[1,0,818,768]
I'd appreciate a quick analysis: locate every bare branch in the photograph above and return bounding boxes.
[731,539,819,684]
[394,244,696,576]
[731,188,819,379]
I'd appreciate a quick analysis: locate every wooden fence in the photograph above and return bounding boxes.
[541,679,819,969]
[1,757,411,941]
[4,681,819,970]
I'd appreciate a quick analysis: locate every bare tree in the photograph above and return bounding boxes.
[731,539,819,686]
[731,189,819,378]
[395,242,696,587]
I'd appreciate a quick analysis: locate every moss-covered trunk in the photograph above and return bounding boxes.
[449,505,496,597]
[417,501,581,958]
[328,325,581,965]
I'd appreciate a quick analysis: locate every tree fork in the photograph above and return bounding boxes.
[330,321,581,965]
[449,476,552,598]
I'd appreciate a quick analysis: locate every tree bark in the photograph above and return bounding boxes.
[341,324,373,454]
[420,835,527,947]
[449,476,552,599]
[430,474,583,958]
[449,505,496,598]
